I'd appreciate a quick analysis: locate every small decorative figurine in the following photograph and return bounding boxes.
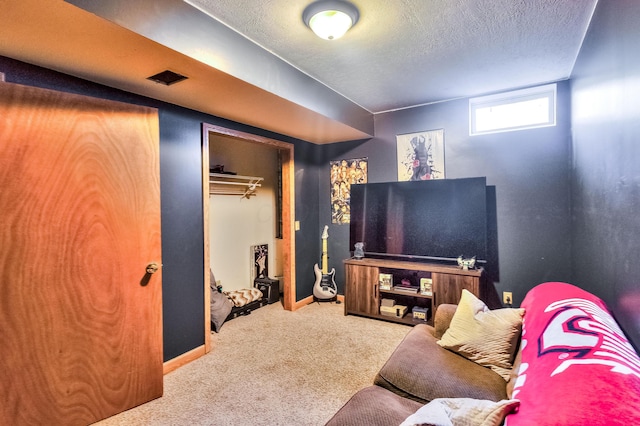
[457,255,476,271]
[354,242,365,259]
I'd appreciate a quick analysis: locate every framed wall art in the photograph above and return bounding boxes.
[251,244,268,280]
[330,157,368,224]
[396,129,445,181]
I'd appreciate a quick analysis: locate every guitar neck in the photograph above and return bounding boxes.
[322,238,328,274]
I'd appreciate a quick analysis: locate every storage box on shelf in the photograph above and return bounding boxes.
[380,304,408,318]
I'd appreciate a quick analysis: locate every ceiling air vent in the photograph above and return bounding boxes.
[147,70,188,86]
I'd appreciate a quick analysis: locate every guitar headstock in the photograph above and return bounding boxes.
[321,225,329,240]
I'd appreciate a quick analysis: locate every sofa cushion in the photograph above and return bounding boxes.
[433,303,458,339]
[374,324,508,404]
[506,282,640,426]
[401,398,520,426]
[437,290,524,380]
[325,385,422,426]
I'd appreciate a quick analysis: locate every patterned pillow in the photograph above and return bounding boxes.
[224,287,263,307]
[437,290,524,380]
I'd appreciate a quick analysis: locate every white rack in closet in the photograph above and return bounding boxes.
[209,173,264,198]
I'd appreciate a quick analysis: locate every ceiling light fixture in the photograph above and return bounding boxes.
[303,0,359,40]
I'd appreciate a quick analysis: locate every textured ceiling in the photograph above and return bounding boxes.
[0,0,599,144]
[187,0,598,113]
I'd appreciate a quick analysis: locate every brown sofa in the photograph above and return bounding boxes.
[325,304,509,425]
[327,282,640,426]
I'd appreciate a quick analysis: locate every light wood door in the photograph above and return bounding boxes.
[0,82,163,425]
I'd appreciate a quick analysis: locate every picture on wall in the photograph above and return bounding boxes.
[396,129,445,181]
[330,157,368,224]
[251,244,268,280]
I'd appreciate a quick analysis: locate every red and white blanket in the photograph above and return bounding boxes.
[506,282,640,426]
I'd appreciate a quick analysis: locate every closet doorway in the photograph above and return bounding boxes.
[202,124,295,351]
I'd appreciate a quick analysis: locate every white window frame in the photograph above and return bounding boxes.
[469,83,556,136]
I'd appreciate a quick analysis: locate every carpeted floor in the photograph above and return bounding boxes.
[96,300,411,425]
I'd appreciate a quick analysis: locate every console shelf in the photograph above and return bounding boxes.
[343,257,485,326]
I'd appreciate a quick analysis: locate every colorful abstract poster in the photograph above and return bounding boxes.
[330,157,368,224]
[396,129,445,181]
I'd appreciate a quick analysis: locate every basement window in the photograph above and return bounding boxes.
[469,83,556,135]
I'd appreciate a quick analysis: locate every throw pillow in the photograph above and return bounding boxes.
[437,290,524,380]
[224,287,263,307]
[400,398,520,426]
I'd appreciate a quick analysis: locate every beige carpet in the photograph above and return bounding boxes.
[96,300,411,425]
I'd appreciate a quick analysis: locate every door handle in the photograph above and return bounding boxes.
[146,263,160,274]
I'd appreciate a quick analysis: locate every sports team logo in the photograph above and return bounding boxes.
[538,298,640,378]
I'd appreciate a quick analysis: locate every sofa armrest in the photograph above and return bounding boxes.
[434,304,457,339]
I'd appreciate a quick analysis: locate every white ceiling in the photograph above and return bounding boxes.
[187,0,598,113]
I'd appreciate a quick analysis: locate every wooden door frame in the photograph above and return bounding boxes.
[202,123,296,352]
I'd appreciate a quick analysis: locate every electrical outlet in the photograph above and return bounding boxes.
[295,221,300,231]
[503,291,513,305]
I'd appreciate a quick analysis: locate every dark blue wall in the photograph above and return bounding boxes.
[7,0,640,358]
[0,55,319,361]
[293,142,322,300]
[321,82,573,308]
[570,0,640,348]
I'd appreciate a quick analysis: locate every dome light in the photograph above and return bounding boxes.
[303,0,359,40]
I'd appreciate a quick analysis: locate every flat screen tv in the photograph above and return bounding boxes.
[349,177,487,263]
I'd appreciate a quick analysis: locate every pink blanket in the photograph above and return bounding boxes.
[506,282,640,426]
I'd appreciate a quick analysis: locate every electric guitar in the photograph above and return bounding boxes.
[313,225,338,300]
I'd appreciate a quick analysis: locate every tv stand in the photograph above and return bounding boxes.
[343,258,486,326]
